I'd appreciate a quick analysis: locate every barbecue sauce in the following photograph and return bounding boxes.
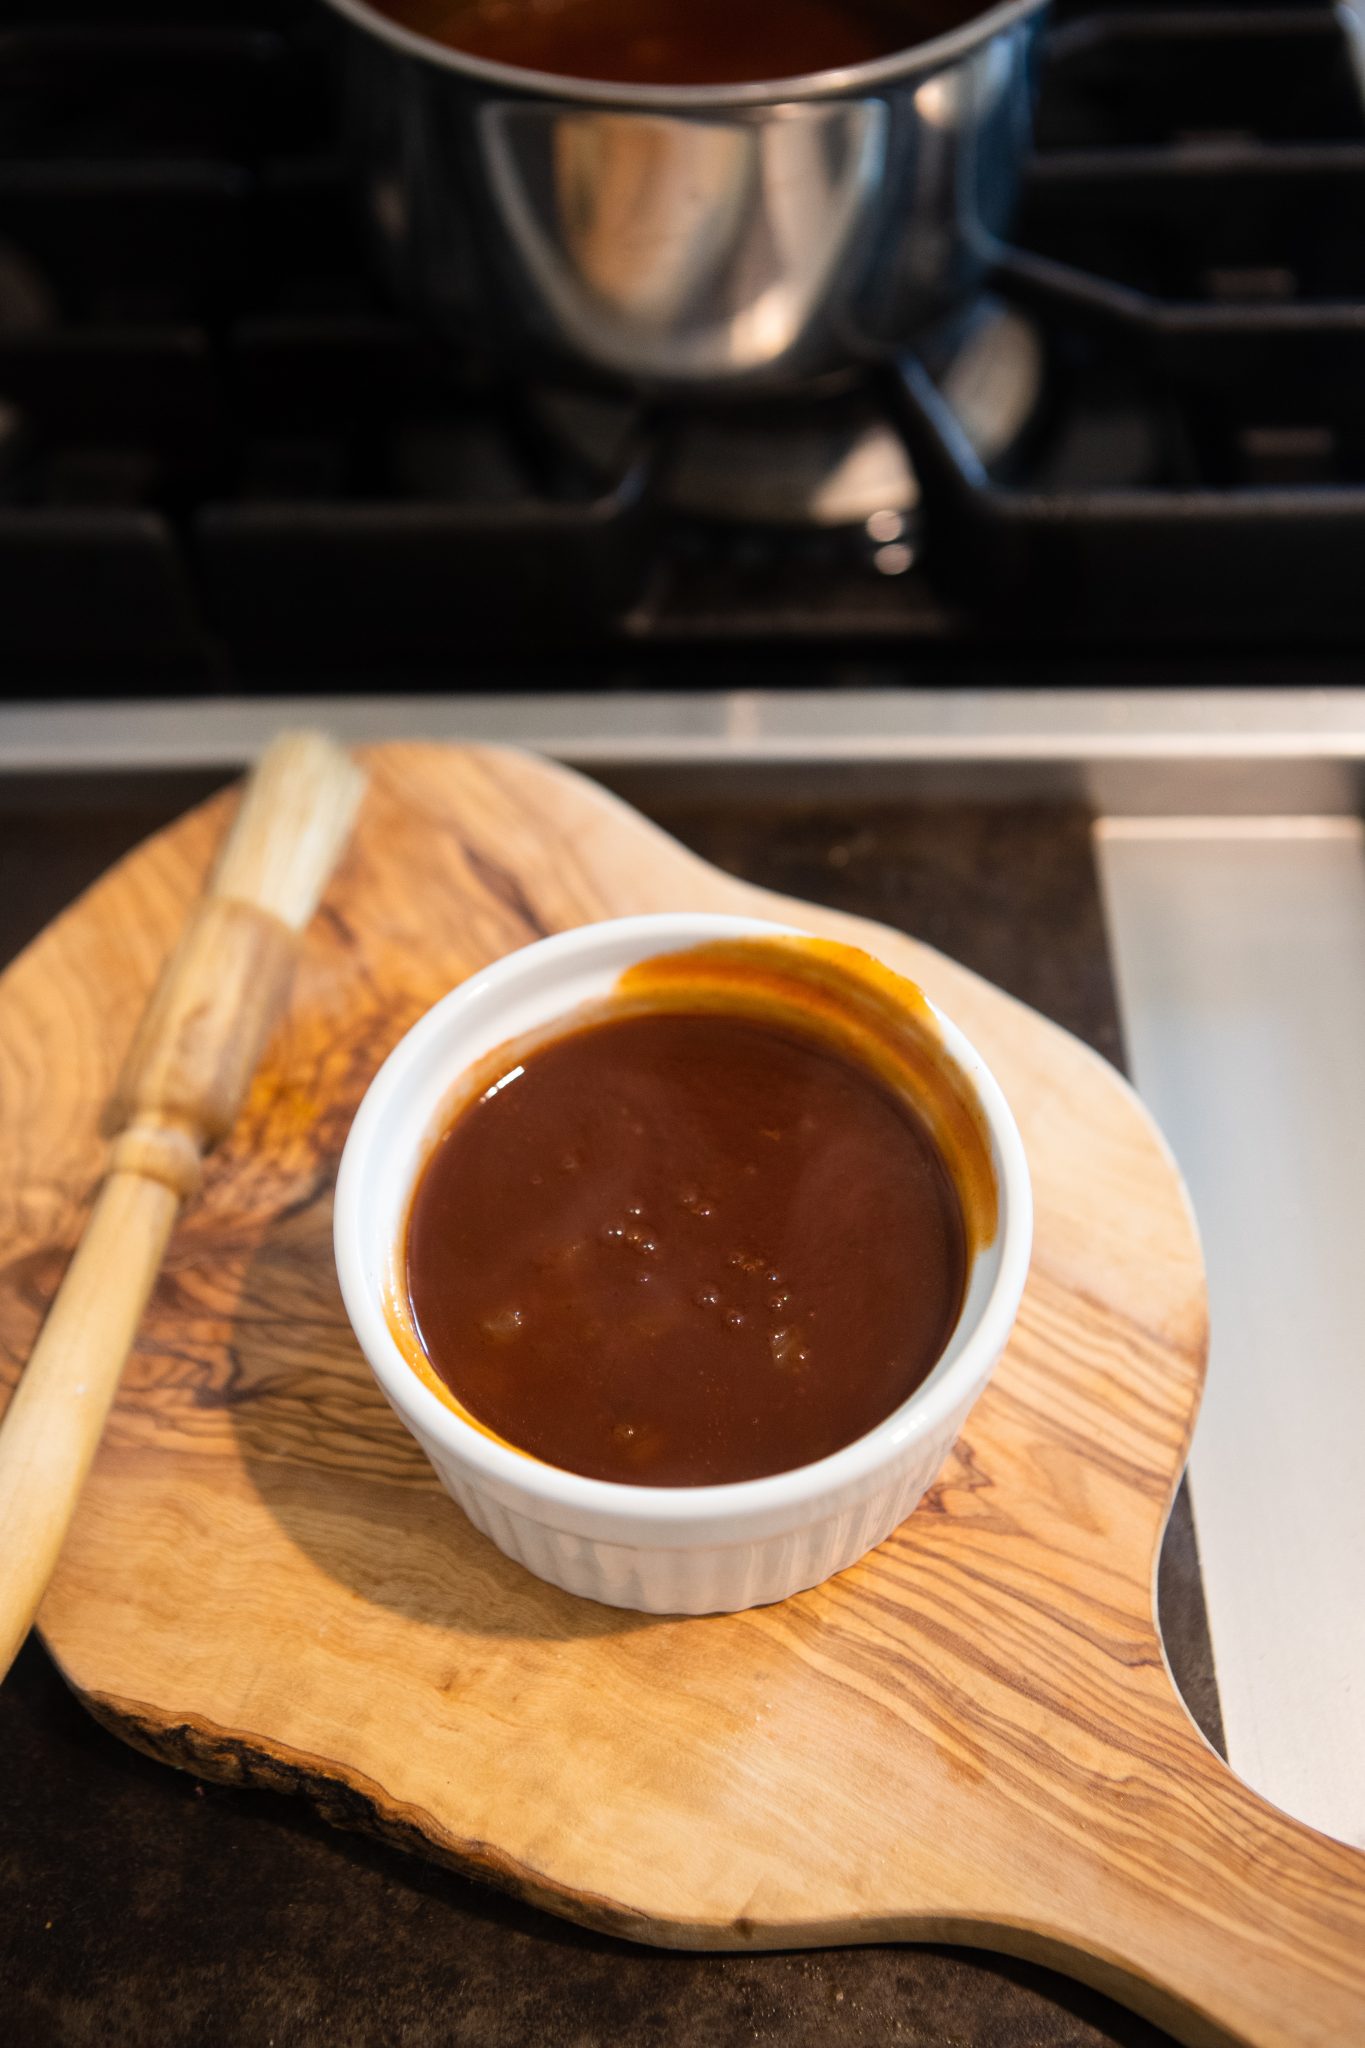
[363,0,988,88]
[401,939,992,1487]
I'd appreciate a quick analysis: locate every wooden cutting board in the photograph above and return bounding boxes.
[1,744,1362,2048]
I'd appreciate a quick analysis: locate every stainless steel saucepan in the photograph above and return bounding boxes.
[320,0,1049,391]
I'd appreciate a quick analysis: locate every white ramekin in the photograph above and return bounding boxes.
[334,912,1032,1614]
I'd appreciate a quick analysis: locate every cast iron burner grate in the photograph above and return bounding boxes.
[1,0,1364,682]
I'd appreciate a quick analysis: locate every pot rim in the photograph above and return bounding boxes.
[318,0,1048,113]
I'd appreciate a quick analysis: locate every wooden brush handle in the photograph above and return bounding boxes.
[0,1172,181,1674]
[0,895,299,1676]
[0,732,362,1682]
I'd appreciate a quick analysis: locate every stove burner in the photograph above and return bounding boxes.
[665,406,918,530]
[534,299,1044,531]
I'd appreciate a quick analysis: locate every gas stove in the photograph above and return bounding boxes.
[2,0,1365,686]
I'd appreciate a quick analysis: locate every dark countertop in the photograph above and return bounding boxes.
[0,776,1222,2048]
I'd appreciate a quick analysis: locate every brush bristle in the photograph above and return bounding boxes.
[210,731,366,930]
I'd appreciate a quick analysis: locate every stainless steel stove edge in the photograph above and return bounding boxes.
[7,686,1365,814]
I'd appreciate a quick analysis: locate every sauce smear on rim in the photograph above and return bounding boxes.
[405,1006,967,1486]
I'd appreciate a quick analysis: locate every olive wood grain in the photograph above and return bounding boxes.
[0,744,1360,2048]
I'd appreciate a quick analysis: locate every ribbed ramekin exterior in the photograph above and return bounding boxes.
[408,1396,977,1614]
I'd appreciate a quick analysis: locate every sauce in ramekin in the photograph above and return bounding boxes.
[404,940,990,1485]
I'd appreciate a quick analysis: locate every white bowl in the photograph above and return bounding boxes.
[334,912,1032,1614]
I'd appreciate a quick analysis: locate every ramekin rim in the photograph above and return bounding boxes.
[333,911,1033,1533]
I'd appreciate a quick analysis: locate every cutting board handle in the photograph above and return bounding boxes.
[1010,1705,1365,2048]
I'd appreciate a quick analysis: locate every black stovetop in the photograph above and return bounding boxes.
[2,0,1364,686]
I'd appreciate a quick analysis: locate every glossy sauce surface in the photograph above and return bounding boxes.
[406,1008,967,1485]
[364,0,988,88]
